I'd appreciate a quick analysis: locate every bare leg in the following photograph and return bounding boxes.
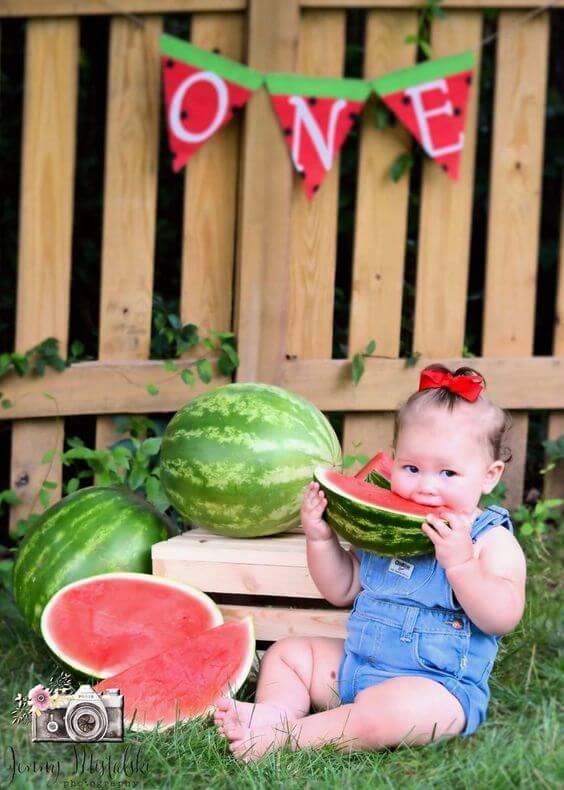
[224,675,466,762]
[214,636,344,734]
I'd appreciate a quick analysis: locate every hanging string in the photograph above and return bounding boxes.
[479,0,558,49]
[97,0,145,29]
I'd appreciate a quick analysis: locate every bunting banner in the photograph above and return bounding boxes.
[372,52,475,180]
[265,74,371,199]
[160,34,475,193]
[161,34,263,172]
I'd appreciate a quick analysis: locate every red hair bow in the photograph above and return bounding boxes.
[419,369,484,402]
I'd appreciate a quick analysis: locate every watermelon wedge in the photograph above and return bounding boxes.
[372,52,475,179]
[314,466,440,556]
[41,573,223,678]
[95,618,255,731]
[355,451,392,489]
[161,34,262,172]
[266,74,370,199]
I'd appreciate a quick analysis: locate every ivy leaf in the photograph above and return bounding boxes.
[203,338,215,352]
[196,359,213,384]
[163,360,178,373]
[147,383,159,396]
[66,478,80,495]
[181,368,195,387]
[2,399,13,409]
[167,314,181,330]
[42,480,58,490]
[356,453,369,466]
[351,354,365,386]
[372,101,392,130]
[390,153,414,183]
[145,476,171,513]
[419,40,432,59]
[520,522,534,536]
[342,455,356,469]
[41,450,55,464]
[0,490,21,506]
[404,34,418,45]
[404,351,422,368]
[364,339,376,356]
[39,489,51,509]
[142,437,162,456]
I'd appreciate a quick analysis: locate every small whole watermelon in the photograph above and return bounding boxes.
[160,382,342,537]
[13,486,174,632]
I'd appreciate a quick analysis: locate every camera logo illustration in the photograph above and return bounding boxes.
[28,683,124,743]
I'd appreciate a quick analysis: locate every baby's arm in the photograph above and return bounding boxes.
[301,482,361,607]
[424,511,526,636]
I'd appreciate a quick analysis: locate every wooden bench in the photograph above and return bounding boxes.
[152,528,350,642]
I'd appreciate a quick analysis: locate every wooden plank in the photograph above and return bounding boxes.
[0,1,246,16]
[413,12,482,357]
[482,12,549,508]
[180,13,244,341]
[10,19,78,533]
[1,0,561,16]
[545,178,564,498]
[343,10,416,467]
[2,357,563,418]
[234,0,299,383]
[221,604,349,641]
[286,9,345,360]
[95,15,162,452]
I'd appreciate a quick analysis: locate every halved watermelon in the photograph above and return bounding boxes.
[95,618,255,731]
[315,466,440,556]
[355,451,392,489]
[41,573,223,678]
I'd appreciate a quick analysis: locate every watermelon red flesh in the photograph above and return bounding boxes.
[315,466,439,556]
[41,573,223,679]
[355,452,392,489]
[270,94,363,199]
[380,71,472,179]
[95,618,255,731]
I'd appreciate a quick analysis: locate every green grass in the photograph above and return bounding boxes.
[0,535,562,790]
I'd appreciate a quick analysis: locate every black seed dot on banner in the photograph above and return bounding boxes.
[166,59,174,69]
[454,107,462,117]
[466,75,473,85]
[181,110,189,120]
[441,164,448,172]
[213,48,221,54]
[283,128,292,136]
[401,95,411,105]
[231,105,243,114]
[299,171,306,179]
[349,112,360,122]
[308,97,318,106]
[313,184,320,193]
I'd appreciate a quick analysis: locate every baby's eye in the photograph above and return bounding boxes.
[403,465,418,474]
[441,469,457,478]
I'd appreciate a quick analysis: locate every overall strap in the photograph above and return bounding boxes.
[472,505,513,542]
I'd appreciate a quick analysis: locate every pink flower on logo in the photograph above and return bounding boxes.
[28,684,52,711]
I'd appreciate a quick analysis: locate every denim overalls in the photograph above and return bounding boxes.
[338,505,513,736]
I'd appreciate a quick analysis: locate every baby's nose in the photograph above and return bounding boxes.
[419,476,438,494]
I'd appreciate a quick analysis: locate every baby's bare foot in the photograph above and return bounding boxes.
[213,698,294,735]
[223,717,297,763]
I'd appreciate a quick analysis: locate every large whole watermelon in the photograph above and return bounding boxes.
[13,487,174,632]
[160,383,342,537]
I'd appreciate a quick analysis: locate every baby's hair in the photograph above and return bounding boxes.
[392,363,512,463]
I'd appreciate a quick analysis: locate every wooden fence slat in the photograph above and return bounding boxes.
[342,10,417,466]
[286,9,345,360]
[234,0,299,383]
[95,16,162,452]
[2,357,562,419]
[9,19,78,534]
[180,13,245,341]
[545,177,564,498]
[413,12,482,357]
[482,12,549,508]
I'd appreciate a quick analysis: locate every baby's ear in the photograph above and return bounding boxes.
[482,460,505,494]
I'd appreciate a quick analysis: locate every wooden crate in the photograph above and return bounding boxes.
[152,528,350,642]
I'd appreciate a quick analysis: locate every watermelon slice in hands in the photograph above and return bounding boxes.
[95,618,255,731]
[161,34,262,172]
[355,451,392,489]
[266,73,370,199]
[373,52,475,179]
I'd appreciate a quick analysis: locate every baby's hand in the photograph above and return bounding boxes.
[422,510,474,571]
[300,482,333,542]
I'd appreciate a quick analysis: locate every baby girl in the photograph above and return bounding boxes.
[215,365,526,761]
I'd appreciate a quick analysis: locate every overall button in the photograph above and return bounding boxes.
[450,619,463,630]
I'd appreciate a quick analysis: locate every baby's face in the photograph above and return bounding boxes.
[390,405,503,517]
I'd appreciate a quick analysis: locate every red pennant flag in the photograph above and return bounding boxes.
[372,52,475,179]
[161,34,263,173]
[266,74,370,199]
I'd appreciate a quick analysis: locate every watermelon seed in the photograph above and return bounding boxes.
[166,59,174,68]
[213,48,221,54]
[308,97,318,106]
[401,96,411,105]
[441,164,449,172]
[453,107,462,117]
[299,171,306,179]
[181,110,189,120]
[466,75,473,85]
[313,184,320,193]
[283,128,292,136]
[231,105,243,114]
[348,112,360,122]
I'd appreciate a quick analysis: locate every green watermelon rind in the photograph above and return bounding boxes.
[266,73,370,102]
[314,466,433,557]
[372,51,474,97]
[364,469,392,490]
[12,486,174,633]
[160,383,342,537]
[40,573,224,679]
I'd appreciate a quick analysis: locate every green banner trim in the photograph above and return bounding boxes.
[161,34,263,92]
[372,52,475,97]
[265,73,371,102]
